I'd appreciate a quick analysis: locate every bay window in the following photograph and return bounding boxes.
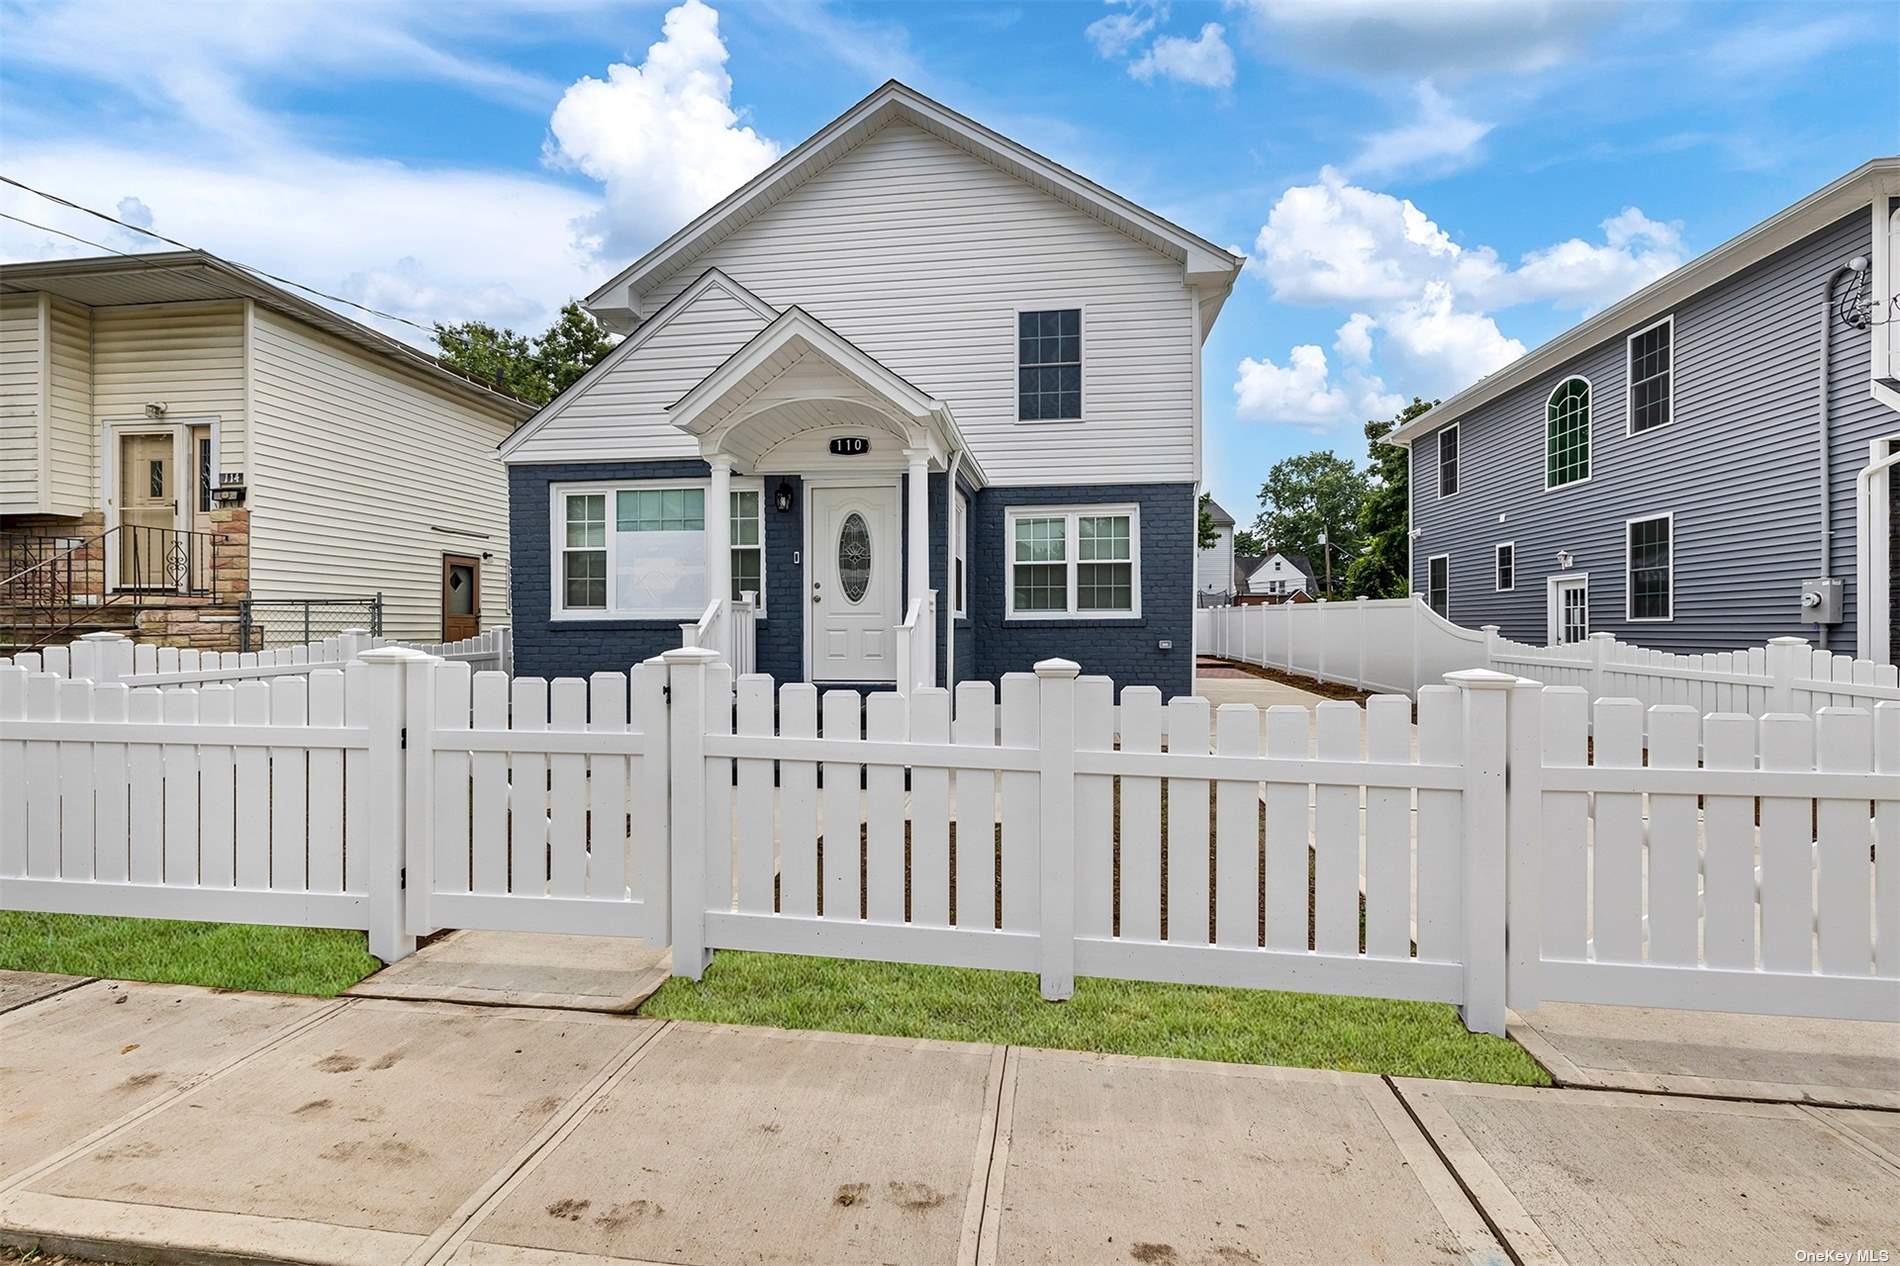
[1005,504,1139,619]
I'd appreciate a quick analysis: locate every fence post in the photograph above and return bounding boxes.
[1410,595,1423,695]
[664,646,720,979]
[357,647,426,964]
[1446,668,1515,1036]
[401,651,441,938]
[338,627,370,661]
[77,630,128,684]
[1355,596,1369,689]
[1034,658,1080,1001]
[1481,625,1500,672]
[1587,631,1614,702]
[1767,635,1807,713]
[1504,677,1543,1014]
[633,658,671,946]
[1315,599,1328,684]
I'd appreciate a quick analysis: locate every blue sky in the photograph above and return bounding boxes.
[1,0,1892,520]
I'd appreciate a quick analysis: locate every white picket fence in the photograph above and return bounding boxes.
[1196,597,1900,721]
[3,649,1895,1030]
[0,626,512,688]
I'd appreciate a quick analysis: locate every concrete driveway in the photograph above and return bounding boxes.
[4,978,1897,1265]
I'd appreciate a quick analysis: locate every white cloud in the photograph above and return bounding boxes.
[545,0,782,260]
[1130,23,1236,89]
[1347,82,1493,180]
[1229,0,1613,78]
[114,197,155,230]
[1234,166,1683,423]
[1086,1,1165,57]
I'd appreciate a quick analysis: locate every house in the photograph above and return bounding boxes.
[0,251,533,651]
[1245,551,1316,599]
[1394,157,1900,663]
[500,81,1243,697]
[1196,497,1236,605]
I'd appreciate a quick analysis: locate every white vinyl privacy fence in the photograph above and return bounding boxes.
[0,627,512,687]
[4,649,1896,1031]
[1197,597,1900,721]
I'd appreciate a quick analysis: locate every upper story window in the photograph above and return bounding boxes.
[1006,504,1138,619]
[1018,308,1081,421]
[1546,376,1591,489]
[1626,513,1673,621]
[554,480,764,619]
[1627,316,1673,434]
[1438,424,1459,497]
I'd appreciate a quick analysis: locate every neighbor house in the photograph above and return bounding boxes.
[1245,551,1316,599]
[500,81,1242,697]
[1395,157,1900,663]
[0,251,533,651]
[1196,497,1236,605]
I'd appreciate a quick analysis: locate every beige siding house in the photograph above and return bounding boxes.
[0,252,532,650]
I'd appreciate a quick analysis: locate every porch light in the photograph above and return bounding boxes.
[774,479,794,513]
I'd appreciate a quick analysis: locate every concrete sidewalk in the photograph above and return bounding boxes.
[2,980,1896,1266]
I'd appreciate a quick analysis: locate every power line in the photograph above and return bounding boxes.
[0,173,440,337]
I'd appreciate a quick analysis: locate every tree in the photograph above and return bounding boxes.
[1253,450,1366,596]
[1233,527,1266,556]
[1344,397,1436,599]
[435,302,614,406]
[1197,492,1220,549]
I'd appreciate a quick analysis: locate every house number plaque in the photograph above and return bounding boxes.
[828,436,871,456]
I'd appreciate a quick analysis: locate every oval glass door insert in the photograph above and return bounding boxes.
[837,512,872,604]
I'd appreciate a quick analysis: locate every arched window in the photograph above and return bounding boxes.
[1546,376,1591,488]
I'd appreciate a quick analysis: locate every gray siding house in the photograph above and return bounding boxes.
[500,82,1241,698]
[1395,158,1900,664]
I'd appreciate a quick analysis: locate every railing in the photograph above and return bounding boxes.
[238,595,382,652]
[679,593,757,678]
[1,526,224,650]
[894,589,936,697]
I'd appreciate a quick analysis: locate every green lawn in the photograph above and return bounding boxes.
[0,912,380,998]
[640,951,1548,1085]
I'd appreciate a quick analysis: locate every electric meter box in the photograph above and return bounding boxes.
[1798,577,1842,624]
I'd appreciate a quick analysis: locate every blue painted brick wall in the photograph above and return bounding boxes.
[969,482,1194,699]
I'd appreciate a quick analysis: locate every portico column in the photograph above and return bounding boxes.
[707,454,733,627]
[905,447,931,614]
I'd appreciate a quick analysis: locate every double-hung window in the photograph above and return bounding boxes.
[954,491,969,617]
[1626,513,1673,621]
[1627,316,1673,434]
[1438,424,1459,497]
[1495,542,1514,592]
[553,480,765,618]
[1546,376,1591,488]
[1006,505,1138,618]
[1427,555,1450,619]
[1017,308,1081,421]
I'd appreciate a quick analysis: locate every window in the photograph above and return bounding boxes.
[1546,376,1591,488]
[1427,555,1450,619]
[1495,542,1514,592]
[1005,505,1139,618]
[1627,316,1673,434]
[1017,308,1081,421]
[1438,424,1459,497]
[197,437,213,513]
[553,481,764,618]
[1626,514,1673,621]
[730,488,764,610]
[954,491,969,617]
[562,494,607,609]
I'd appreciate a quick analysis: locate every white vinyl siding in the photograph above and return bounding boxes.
[644,122,1196,486]
[43,297,94,515]
[248,308,517,640]
[0,292,42,512]
[93,301,247,482]
[504,280,772,463]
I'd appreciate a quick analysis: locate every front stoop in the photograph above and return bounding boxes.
[344,929,672,1012]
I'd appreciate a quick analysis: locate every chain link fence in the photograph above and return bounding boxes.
[238,596,383,653]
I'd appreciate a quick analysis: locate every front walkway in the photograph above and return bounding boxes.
[1193,657,1336,708]
[3,977,1896,1265]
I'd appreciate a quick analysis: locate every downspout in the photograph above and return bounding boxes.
[1817,257,1869,650]
[944,447,963,690]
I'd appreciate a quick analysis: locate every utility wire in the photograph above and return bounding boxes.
[0,173,440,337]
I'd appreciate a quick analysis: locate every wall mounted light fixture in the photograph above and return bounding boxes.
[774,479,794,513]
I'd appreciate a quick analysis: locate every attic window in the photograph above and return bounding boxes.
[1018,309,1081,421]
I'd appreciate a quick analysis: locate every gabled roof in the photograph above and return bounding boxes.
[584,80,1245,326]
[497,268,777,459]
[1252,551,1314,580]
[1391,155,1900,446]
[1201,498,1235,527]
[0,250,534,419]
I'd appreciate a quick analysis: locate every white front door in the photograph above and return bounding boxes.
[1548,575,1589,645]
[810,483,899,682]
